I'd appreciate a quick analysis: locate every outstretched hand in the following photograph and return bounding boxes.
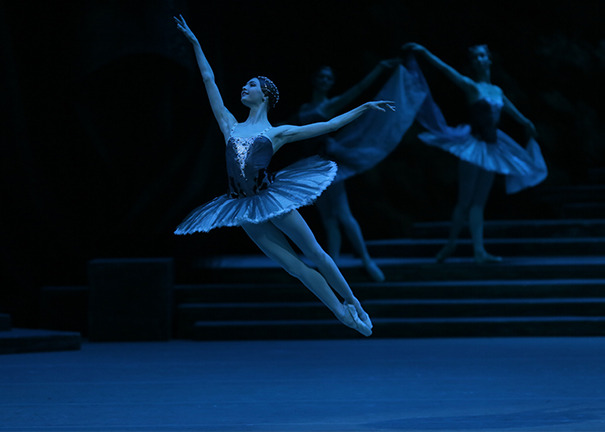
[366,100,396,112]
[379,58,402,69]
[401,42,425,53]
[174,14,198,44]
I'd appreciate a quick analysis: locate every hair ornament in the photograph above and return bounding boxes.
[257,76,279,108]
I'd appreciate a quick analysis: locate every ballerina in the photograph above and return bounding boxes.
[402,43,547,263]
[296,61,399,282]
[173,15,395,336]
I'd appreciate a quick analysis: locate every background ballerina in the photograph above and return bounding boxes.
[296,56,428,281]
[402,43,547,263]
[173,15,395,336]
[295,61,398,282]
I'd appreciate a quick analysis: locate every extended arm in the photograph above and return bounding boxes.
[174,15,235,137]
[324,59,399,117]
[502,95,537,137]
[402,43,476,96]
[270,101,395,152]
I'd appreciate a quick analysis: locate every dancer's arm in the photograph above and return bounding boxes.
[502,95,537,137]
[270,101,395,152]
[402,43,476,96]
[174,15,236,138]
[324,59,399,117]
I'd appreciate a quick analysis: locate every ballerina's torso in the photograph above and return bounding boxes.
[225,126,276,198]
[468,83,504,143]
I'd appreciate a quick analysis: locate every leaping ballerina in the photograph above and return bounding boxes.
[173,15,396,336]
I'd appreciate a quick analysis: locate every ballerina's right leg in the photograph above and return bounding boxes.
[241,219,371,336]
[270,210,372,331]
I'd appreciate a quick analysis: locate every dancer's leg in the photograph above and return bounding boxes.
[242,219,371,335]
[270,210,372,329]
[327,181,385,281]
[316,187,342,258]
[469,168,500,263]
[437,160,480,262]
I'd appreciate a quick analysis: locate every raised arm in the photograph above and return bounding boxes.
[324,59,399,117]
[402,43,475,96]
[270,101,395,152]
[174,15,236,137]
[502,95,537,137]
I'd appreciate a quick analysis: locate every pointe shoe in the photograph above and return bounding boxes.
[435,244,455,263]
[345,301,373,330]
[364,260,385,282]
[341,304,372,337]
[474,252,503,264]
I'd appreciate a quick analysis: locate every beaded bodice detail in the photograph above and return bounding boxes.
[232,136,255,178]
[225,126,275,198]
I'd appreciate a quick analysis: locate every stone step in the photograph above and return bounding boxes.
[192,255,605,283]
[190,316,605,340]
[0,328,81,355]
[177,271,605,339]
[179,297,605,338]
[174,279,605,303]
[408,219,605,239]
[0,314,11,331]
[371,316,605,338]
[365,237,605,257]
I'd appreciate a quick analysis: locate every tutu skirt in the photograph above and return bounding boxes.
[419,128,548,193]
[175,156,337,234]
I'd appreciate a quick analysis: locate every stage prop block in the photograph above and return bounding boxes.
[88,258,173,341]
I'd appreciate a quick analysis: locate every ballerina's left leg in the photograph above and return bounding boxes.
[269,210,373,329]
[468,167,500,263]
[241,215,371,335]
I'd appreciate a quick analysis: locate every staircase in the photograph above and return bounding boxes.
[172,217,605,340]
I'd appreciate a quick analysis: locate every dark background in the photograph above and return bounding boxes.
[1,0,603,327]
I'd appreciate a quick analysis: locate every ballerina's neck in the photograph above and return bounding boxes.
[245,104,270,123]
[472,69,491,84]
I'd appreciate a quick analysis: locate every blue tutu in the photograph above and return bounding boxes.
[175,131,336,234]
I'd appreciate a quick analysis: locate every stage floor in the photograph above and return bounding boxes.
[2,337,605,431]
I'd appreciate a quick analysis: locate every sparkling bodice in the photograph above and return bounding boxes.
[225,134,275,198]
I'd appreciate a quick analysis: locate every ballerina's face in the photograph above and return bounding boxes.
[241,78,265,107]
[470,45,492,73]
[313,66,335,93]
